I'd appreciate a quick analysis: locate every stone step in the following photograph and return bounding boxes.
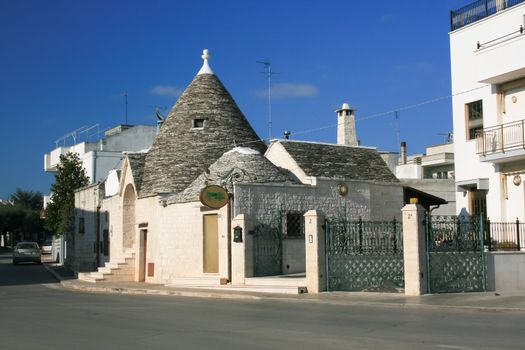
[78,273,105,283]
[245,275,307,287]
[166,276,222,287]
[189,284,308,295]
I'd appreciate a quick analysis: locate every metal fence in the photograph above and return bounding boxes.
[425,215,486,293]
[485,219,525,251]
[450,0,525,31]
[325,217,404,292]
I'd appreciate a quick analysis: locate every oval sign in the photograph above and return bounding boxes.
[199,185,229,209]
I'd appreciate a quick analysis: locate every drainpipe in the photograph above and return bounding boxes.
[429,205,441,215]
[96,205,101,267]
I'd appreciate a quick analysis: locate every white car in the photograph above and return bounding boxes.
[13,242,42,265]
[41,239,53,255]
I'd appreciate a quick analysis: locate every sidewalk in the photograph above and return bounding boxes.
[43,262,525,312]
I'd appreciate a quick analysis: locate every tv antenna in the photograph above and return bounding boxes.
[121,91,128,124]
[256,59,278,141]
[394,110,400,150]
[438,132,453,143]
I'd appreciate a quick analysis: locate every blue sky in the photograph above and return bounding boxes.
[0,0,468,198]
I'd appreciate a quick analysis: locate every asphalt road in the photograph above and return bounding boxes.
[0,253,524,350]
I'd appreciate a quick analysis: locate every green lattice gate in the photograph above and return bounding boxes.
[325,218,404,292]
[252,223,283,277]
[425,214,486,293]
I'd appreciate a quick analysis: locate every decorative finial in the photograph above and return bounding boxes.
[202,49,210,61]
[197,48,214,75]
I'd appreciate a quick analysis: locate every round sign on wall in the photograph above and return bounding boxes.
[199,185,230,209]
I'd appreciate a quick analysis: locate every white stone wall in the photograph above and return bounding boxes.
[100,195,123,259]
[131,198,230,284]
[71,184,103,272]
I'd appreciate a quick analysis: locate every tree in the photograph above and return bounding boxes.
[44,153,89,237]
[10,188,43,211]
[0,189,44,245]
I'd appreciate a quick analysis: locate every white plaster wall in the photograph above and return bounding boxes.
[264,142,308,183]
[503,84,525,122]
[485,252,525,291]
[396,164,422,179]
[134,198,231,284]
[101,195,123,259]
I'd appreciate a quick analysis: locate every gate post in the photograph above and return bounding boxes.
[402,204,428,296]
[304,210,326,293]
[231,214,254,285]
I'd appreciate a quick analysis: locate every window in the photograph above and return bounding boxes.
[78,218,85,234]
[192,118,205,129]
[285,212,304,237]
[466,100,483,140]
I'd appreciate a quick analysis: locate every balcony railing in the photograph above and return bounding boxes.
[476,119,525,155]
[485,219,525,251]
[451,0,525,31]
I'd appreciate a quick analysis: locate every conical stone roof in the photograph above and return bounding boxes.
[139,53,266,197]
[169,147,297,203]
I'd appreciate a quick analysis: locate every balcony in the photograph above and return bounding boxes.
[450,0,525,31]
[476,119,525,162]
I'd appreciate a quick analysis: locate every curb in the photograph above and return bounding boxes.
[42,265,525,312]
[60,281,264,300]
[42,263,63,282]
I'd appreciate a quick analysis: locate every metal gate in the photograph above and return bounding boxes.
[325,218,404,292]
[252,223,283,277]
[425,214,486,293]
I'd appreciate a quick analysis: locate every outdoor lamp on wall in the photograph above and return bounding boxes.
[338,182,348,197]
[233,225,243,243]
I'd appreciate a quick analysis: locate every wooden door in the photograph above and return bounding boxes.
[203,214,219,273]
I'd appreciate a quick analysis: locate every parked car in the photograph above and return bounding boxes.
[41,239,52,255]
[12,242,42,265]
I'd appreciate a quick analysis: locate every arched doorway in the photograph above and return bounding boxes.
[122,184,136,249]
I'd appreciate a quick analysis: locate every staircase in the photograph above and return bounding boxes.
[78,250,136,283]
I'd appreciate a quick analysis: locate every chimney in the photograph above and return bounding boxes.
[400,141,407,165]
[335,103,358,146]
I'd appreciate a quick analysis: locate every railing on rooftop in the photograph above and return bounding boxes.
[450,0,525,31]
[475,118,525,155]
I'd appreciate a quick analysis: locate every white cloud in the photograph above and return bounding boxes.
[149,85,182,97]
[256,83,319,100]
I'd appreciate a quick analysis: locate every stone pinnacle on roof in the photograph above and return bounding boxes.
[197,49,214,75]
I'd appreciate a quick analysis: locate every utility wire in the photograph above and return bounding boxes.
[122,84,489,155]
[292,85,488,138]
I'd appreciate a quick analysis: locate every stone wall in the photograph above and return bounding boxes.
[70,183,104,272]
[234,179,403,222]
[234,179,404,275]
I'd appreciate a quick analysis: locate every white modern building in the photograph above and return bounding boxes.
[44,123,157,265]
[44,124,156,184]
[450,0,525,220]
[394,141,456,215]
